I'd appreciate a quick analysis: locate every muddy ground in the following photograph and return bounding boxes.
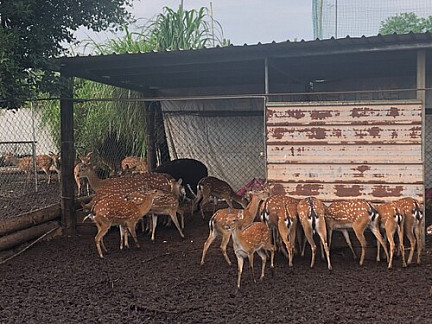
[0,208,432,324]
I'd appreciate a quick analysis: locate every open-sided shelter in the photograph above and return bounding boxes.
[57,32,432,233]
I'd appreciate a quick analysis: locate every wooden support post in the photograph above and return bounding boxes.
[417,49,426,244]
[60,75,76,235]
[146,101,157,171]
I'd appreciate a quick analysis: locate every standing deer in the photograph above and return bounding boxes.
[74,152,93,196]
[325,199,389,266]
[90,189,161,258]
[376,202,406,268]
[260,194,300,269]
[200,189,270,266]
[297,197,332,271]
[4,153,54,184]
[394,197,424,265]
[192,176,248,219]
[224,214,275,290]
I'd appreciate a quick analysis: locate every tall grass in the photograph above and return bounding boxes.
[39,5,229,160]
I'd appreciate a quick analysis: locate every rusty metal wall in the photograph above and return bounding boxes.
[266,100,423,203]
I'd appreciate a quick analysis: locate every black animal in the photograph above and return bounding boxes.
[152,158,208,199]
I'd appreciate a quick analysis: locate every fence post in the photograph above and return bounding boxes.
[60,75,76,235]
[146,101,157,170]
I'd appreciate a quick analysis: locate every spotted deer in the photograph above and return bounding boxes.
[224,215,275,290]
[200,189,270,266]
[375,202,406,268]
[128,189,185,241]
[4,153,54,184]
[260,194,300,269]
[297,197,332,271]
[394,197,424,265]
[78,163,185,206]
[325,199,389,266]
[89,189,161,258]
[192,176,249,219]
[74,152,93,196]
[121,156,148,174]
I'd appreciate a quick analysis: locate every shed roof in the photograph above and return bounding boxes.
[58,32,432,96]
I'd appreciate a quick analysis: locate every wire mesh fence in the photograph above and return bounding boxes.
[313,0,432,39]
[0,104,61,219]
[1,89,431,219]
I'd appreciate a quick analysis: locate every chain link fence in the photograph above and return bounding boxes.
[1,90,431,220]
[0,104,60,219]
[313,0,432,39]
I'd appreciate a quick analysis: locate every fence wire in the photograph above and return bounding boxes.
[313,0,432,39]
[1,89,431,220]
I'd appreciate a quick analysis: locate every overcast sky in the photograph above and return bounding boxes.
[75,0,314,48]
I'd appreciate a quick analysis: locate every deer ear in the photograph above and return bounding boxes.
[178,178,183,185]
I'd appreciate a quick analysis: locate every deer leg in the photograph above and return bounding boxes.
[201,226,218,265]
[316,219,332,271]
[127,222,140,249]
[415,222,422,264]
[220,231,233,266]
[236,255,245,290]
[169,211,185,239]
[384,225,395,269]
[397,224,407,267]
[200,195,210,220]
[302,225,316,268]
[248,252,256,283]
[95,224,110,258]
[370,224,389,262]
[151,214,158,241]
[353,227,367,266]
[257,249,268,280]
[178,209,185,230]
[119,225,125,250]
[340,229,357,260]
[405,224,415,264]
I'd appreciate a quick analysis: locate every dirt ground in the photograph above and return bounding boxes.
[0,209,432,324]
[0,172,60,219]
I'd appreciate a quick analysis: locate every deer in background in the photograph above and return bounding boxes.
[394,197,424,265]
[4,152,54,184]
[87,189,161,258]
[224,213,275,290]
[260,194,300,269]
[121,156,148,174]
[297,197,332,271]
[325,199,389,266]
[200,189,270,266]
[192,176,249,219]
[74,152,93,196]
[375,202,406,268]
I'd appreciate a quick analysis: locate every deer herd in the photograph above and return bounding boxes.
[1,151,427,290]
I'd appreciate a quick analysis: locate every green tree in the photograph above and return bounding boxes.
[0,0,133,109]
[40,5,229,161]
[379,12,432,35]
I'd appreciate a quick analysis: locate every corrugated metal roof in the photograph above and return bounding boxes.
[57,32,432,96]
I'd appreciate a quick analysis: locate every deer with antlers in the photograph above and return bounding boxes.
[375,202,406,268]
[260,194,300,269]
[224,214,275,290]
[192,176,249,219]
[325,199,389,266]
[200,188,270,266]
[297,197,332,271]
[394,197,424,265]
[86,189,162,258]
